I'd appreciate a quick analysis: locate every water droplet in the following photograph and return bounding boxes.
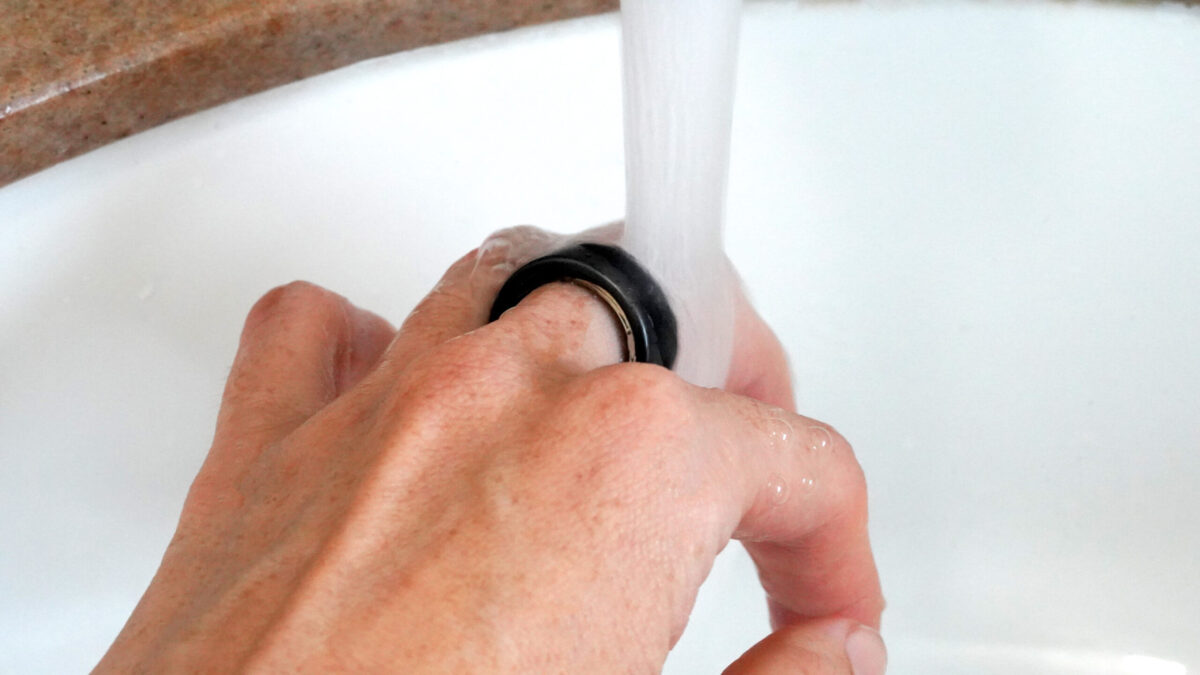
[807,426,833,453]
[766,473,789,506]
[764,412,794,448]
[799,477,816,491]
[471,236,516,282]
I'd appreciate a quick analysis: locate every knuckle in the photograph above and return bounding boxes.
[547,365,696,486]
[842,463,870,519]
[820,425,869,519]
[569,364,691,430]
[823,424,852,452]
[247,280,344,328]
[176,471,239,531]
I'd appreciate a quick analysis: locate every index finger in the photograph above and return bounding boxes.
[695,388,884,630]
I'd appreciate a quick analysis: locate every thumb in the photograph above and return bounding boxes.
[723,618,887,675]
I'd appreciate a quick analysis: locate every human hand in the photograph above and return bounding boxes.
[97,227,884,674]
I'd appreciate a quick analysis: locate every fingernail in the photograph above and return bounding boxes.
[845,625,887,675]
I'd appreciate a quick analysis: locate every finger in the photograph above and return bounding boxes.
[215,281,394,452]
[487,281,627,374]
[724,283,795,411]
[694,390,884,630]
[716,276,877,630]
[334,302,397,393]
[723,618,886,675]
[379,223,623,372]
[378,226,566,371]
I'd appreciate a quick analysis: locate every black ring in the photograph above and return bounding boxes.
[488,243,678,369]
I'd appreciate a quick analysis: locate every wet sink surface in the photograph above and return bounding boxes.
[2,3,1198,672]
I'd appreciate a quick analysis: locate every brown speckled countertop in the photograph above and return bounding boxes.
[0,0,617,187]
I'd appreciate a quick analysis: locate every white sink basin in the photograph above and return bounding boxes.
[2,2,1198,672]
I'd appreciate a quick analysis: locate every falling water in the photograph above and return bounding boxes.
[619,0,743,388]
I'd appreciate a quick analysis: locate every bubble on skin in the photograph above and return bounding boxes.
[764,411,794,448]
[799,477,816,491]
[807,426,833,453]
[765,473,789,506]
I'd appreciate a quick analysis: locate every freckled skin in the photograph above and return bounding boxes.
[97,228,884,675]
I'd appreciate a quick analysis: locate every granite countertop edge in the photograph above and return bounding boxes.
[0,0,617,189]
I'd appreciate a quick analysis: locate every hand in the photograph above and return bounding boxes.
[98,227,885,673]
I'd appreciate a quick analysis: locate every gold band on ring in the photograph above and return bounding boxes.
[568,278,637,363]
